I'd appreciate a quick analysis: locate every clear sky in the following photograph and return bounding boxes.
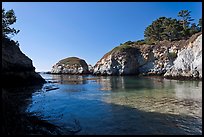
[2,2,202,72]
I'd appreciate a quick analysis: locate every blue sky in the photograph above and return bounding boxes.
[2,2,202,72]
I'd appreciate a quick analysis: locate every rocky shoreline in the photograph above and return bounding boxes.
[51,32,202,80]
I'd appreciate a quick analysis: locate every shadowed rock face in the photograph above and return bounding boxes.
[2,38,45,87]
[51,57,90,74]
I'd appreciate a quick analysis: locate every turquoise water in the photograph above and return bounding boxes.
[26,74,202,135]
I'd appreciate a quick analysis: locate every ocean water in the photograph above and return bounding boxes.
[26,74,202,135]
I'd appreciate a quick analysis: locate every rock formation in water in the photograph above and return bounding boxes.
[51,57,90,74]
[88,64,94,74]
[93,32,202,79]
[94,45,144,75]
[164,33,202,79]
[2,38,45,87]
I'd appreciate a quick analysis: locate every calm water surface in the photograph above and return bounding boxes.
[26,74,202,135]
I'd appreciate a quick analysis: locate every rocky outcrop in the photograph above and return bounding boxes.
[164,33,202,79]
[93,45,145,75]
[93,41,176,76]
[51,57,90,74]
[88,64,94,74]
[2,38,45,87]
[93,32,202,78]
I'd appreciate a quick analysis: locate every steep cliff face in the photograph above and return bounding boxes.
[164,34,202,79]
[93,41,176,76]
[51,57,90,74]
[2,38,45,87]
[93,32,202,78]
[93,45,145,75]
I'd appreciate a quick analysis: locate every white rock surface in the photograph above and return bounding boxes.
[93,47,144,75]
[164,34,202,78]
[51,57,90,74]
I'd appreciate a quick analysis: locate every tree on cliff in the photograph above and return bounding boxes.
[177,10,195,38]
[178,10,194,30]
[198,18,202,29]
[144,17,165,42]
[2,8,20,39]
[144,17,183,42]
[189,23,200,36]
[144,10,200,43]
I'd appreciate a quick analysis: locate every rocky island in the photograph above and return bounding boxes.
[51,57,91,74]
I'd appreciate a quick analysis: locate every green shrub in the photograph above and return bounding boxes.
[168,52,177,59]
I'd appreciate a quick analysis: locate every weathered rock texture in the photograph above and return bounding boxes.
[93,32,202,79]
[88,64,94,74]
[2,38,45,87]
[164,33,202,79]
[94,45,144,75]
[51,57,90,74]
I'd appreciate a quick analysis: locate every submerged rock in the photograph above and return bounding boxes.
[2,38,45,87]
[51,57,90,74]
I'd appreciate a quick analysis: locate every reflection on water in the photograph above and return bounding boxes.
[97,76,202,115]
[52,74,88,85]
[26,74,202,135]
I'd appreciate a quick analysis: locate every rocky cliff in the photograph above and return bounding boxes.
[93,32,202,79]
[51,57,90,74]
[164,33,202,79]
[94,45,144,75]
[2,38,45,87]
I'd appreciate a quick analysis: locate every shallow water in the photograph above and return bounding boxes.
[26,74,202,135]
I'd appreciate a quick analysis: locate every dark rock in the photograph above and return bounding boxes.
[2,38,45,87]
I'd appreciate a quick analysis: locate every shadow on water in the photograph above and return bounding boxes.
[74,100,202,135]
[2,85,73,135]
[2,74,202,135]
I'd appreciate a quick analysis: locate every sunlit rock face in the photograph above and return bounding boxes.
[93,46,145,75]
[93,42,176,76]
[164,34,202,79]
[93,32,202,78]
[2,38,45,86]
[51,57,90,74]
